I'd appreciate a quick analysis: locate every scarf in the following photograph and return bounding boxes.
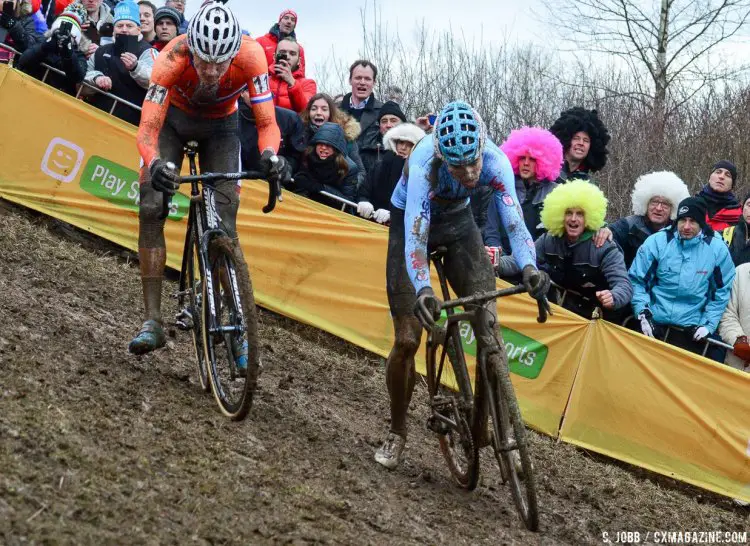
[697,184,740,217]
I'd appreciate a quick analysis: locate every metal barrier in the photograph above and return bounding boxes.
[0,41,143,118]
[319,190,358,213]
[620,315,732,357]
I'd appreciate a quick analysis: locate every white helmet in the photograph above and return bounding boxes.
[187,2,242,64]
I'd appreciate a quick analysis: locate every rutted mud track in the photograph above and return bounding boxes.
[1,204,747,545]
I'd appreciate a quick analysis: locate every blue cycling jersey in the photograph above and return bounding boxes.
[391,137,537,293]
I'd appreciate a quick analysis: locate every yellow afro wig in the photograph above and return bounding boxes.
[540,180,608,237]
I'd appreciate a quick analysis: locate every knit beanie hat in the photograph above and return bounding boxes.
[378,101,406,123]
[712,160,738,184]
[279,9,297,22]
[154,6,181,26]
[113,0,141,26]
[675,197,708,230]
[51,2,85,43]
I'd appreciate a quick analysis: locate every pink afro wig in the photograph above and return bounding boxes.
[500,127,564,182]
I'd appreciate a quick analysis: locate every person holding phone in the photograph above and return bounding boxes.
[83,0,155,125]
[78,0,113,58]
[16,1,87,94]
[0,0,43,61]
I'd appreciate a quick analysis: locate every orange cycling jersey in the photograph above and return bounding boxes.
[137,35,280,168]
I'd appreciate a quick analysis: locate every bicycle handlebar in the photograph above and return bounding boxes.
[440,284,551,323]
[158,170,282,220]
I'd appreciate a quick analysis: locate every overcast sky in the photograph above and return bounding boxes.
[181,0,547,82]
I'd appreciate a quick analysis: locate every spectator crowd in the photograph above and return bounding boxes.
[1,1,749,374]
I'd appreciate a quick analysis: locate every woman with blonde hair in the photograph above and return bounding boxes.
[0,0,43,61]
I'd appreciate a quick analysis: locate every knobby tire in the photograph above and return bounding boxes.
[203,236,260,421]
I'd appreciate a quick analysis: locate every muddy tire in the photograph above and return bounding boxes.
[427,327,479,489]
[202,236,260,421]
[186,226,209,392]
[486,351,539,531]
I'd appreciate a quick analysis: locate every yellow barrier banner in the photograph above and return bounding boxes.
[560,321,750,502]
[1,64,748,500]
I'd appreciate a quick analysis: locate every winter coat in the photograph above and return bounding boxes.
[16,34,87,95]
[78,4,113,53]
[304,116,366,187]
[609,214,672,268]
[498,231,632,320]
[695,186,742,231]
[255,24,306,77]
[718,262,750,371]
[629,227,735,333]
[357,123,425,210]
[555,160,591,185]
[339,92,383,175]
[268,68,316,113]
[84,39,155,125]
[1,12,43,55]
[239,102,305,176]
[719,221,750,266]
[484,175,557,252]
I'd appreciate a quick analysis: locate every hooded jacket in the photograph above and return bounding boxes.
[339,92,383,174]
[718,262,750,371]
[498,231,632,319]
[305,115,365,186]
[358,123,425,210]
[256,24,306,77]
[294,122,358,203]
[629,227,735,333]
[239,102,305,176]
[484,175,557,251]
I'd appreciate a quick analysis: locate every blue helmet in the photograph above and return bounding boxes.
[434,101,485,165]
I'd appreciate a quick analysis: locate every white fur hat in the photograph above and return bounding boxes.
[383,123,426,152]
[631,171,691,220]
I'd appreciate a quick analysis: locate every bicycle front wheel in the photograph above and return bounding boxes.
[427,327,479,490]
[202,236,260,421]
[186,227,209,392]
[485,351,539,531]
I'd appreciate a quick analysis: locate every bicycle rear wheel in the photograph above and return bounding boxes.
[202,236,260,421]
[185,228,209,392]
[427,326,479,489]
[485,351,539,531]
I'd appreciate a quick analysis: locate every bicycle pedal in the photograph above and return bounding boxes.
[426,414,450,435]
[174,309,194,330]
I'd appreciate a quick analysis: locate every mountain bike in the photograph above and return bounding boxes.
[424,246,548,531]
[164,140,282,421]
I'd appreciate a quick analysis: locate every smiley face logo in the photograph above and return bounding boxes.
[41,138,85,183]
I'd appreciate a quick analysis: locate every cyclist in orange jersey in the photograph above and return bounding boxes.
[130,1,284,357]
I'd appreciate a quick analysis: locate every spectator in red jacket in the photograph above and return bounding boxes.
[269,37,316,113]
[256,8,306,77]
[695,160,742,231]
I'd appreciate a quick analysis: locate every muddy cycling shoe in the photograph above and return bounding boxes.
[128,320,167,355]
[374,432,406,470]
[231,337,249,377]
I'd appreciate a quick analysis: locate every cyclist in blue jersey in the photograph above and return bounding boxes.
[375,101,550,470]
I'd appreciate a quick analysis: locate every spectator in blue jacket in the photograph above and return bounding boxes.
[630,197,735,359]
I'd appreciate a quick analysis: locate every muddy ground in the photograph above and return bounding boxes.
[0,203,747,545]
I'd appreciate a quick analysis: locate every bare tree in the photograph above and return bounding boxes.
[545,0,750,140]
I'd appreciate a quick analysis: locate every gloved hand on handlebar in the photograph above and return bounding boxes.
[522,265,550,300]
[414,287,441,329]
[260,149,289,184]
[149,159,179,195]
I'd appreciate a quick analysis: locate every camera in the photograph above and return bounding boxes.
[274,51,289,64]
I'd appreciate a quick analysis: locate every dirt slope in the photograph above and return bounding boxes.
[0,204,747,545]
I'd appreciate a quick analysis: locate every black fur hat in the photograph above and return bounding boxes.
[549,107,610,172]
